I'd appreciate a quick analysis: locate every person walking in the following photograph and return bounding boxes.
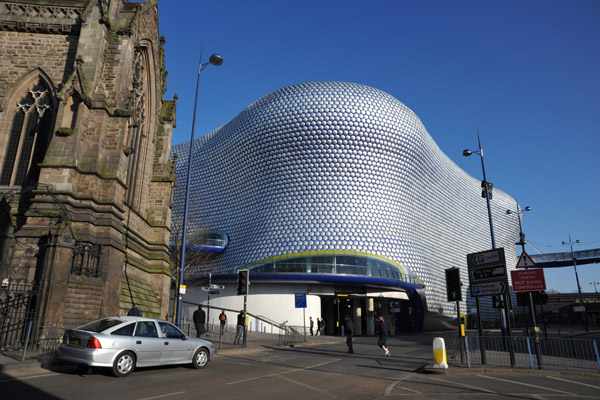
[319,317,325,336]
[309,316,314,336]
[377,315,390,357]
[128,303,142,316]
[344,315,354,353]
[219,310,227,335]
[316,317,322,336]
[234,310,245,345]
[193,305,206,337]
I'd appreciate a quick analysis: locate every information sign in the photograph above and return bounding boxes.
[511,269,546,292]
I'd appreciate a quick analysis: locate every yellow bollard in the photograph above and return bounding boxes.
[433,337,448,369]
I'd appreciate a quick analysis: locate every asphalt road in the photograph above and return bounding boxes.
[1,338,599,400]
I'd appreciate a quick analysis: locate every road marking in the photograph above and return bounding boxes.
[0,372,59,383]
[225,361,255,366]
[385,373,421,396]
[226,358,340,385]
[276,374,337,398]
[547,376,600,389]
[137,392,186,400]
[478,375,575,395]
[428,376,497,394]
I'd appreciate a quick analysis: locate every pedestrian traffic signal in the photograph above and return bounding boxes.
[445,268,462,302]
[237,269,249,296]
[492,295,504,309]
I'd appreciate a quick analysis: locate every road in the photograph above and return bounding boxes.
[1,338,599,399]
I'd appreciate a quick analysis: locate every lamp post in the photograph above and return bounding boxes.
[562,235,589,332]
[590,281,599,295]
[464,132,513,365]
[506,204,531,253]
[176,53,223,327]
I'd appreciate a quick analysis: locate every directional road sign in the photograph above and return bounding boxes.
[209,290,220,295]
[467,248,508,297]
[201,287,210,291]
[471,281,507,296]
[210,284,225,290]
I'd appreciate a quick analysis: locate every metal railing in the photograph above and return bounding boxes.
[445,335,600,372]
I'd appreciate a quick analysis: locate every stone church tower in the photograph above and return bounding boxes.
[0,0,175,339]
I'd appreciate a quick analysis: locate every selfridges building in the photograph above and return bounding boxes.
[171,81,520,332]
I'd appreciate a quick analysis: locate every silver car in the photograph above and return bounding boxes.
[58,316,214,377]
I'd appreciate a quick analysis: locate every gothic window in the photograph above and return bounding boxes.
[125,48,152,209]
[1,79,54,187]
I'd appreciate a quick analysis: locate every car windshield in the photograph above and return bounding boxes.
[77,318,125,333]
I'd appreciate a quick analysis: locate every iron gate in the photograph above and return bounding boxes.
[0,278,40,351]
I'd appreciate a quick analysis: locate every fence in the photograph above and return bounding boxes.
[445,335,600,372]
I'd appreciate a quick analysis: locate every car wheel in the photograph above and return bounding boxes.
[112,351,135,377]
[192,348,209,369]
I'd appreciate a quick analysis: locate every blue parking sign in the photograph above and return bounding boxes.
[295,293,307,308]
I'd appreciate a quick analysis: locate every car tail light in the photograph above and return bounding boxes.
[87,337,102,349]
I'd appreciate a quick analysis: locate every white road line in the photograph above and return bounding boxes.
[478,374,576,395]
[276,374,337,398]
[225,361,255,366]
[385,373,421,396]
[547,376,600,390]
[0,372,59,383]
[137,392,186,400]
[226,359,340,385]
[428,376,497,394]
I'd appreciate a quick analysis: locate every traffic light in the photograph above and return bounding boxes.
[481,181,493,199]
[492,295,504,309]
[237,269,249,296]
[445,268,462,302]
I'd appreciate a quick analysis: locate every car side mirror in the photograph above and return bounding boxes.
[182,335,188,341]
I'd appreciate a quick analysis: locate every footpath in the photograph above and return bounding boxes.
[0,331,344,374]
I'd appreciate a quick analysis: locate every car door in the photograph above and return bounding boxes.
[158,321,194,363]
[132,321,163,365]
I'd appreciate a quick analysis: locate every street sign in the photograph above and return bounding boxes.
[471,281,507,296]
[210,284,225,289]
[573,306,586,312]
[470,266,506,281]
[467,248,508,297]
[511,269,546,292]
[516,252,536,269]
[180,285,186,294]
[209,290,220,295]
[201,287,210,291]
[295,293,307,308]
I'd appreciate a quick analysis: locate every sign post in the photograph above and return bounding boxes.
[295,293,307,339]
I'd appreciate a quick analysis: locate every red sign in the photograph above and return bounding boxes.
[511,269,546,292]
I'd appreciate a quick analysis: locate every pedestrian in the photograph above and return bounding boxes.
[193,305,206,337]
[219,310,227,335]
[234,309,245,345]
[127,303,142,317]
[344,315,354,353]
[320,317,325,336]
[309,316,314,336]
[316,317,322,336]
[377,315,390,356]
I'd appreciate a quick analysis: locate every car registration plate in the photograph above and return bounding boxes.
[70,336,81,345]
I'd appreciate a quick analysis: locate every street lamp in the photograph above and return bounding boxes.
[562,235,589,332]
[506,204,532,252]
[176,53,223,327]
[590,281,599,295]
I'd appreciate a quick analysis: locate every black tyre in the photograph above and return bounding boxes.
[192,348,209,369]
[112,351,135,377]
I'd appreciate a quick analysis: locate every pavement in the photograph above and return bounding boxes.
[0,330,344,374]
[2,326,598,376]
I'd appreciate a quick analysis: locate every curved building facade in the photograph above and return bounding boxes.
[171,81,520,331]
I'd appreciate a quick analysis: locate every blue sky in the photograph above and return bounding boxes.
[158,0,599,294]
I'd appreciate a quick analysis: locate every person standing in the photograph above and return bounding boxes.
[128,303,142,317]
[309,316,314,336]
[344,315,354,353]
[219,310,227,335]
[320,317,325,336]
[193,305,206,337]
[234,310,245,345]
[316,317,322,336]
[377,315,390,357]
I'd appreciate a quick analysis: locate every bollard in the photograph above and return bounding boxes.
[433,337,448,369]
